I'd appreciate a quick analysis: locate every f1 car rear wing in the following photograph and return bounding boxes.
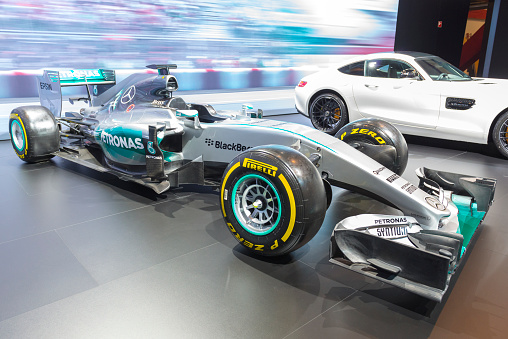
[37,69,115,117]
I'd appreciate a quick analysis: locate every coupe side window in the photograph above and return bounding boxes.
[338,61,365,76]
[366,59,416,79]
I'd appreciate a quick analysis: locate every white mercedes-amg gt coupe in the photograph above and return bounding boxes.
[295,51,508,158]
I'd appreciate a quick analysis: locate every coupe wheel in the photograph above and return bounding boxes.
[492,111,508,159]
[309,93,348,135]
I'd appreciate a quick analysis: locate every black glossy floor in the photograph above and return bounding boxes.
[1,114,507,338]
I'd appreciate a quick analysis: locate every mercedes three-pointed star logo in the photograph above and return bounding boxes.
[121,85,136,104]
[425,196,446,211]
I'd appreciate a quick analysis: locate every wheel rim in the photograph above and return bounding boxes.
[232,174,281,235]
[310,95,343,132]
[499,119,508,150]
[10,120,25,152]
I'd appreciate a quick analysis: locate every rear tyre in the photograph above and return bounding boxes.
[492,111,508,159]
[9,106,59,163]
[309,93,348,135]
[221,145,327,256]
[336,118,408,175]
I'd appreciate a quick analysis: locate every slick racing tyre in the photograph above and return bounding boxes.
[336,118,408,175]
[309,93,349,135]
[221,145,327,256]
[492,111,508,159]
[9,106,59,163]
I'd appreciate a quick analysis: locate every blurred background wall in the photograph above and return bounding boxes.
[0,0,399,98]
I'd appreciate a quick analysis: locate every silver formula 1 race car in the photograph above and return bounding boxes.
[8,65,496,302]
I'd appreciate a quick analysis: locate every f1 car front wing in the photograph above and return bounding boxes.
[329,168,496,302]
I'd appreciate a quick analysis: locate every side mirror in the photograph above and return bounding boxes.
[176,109,198,118]
[400,69,421,80]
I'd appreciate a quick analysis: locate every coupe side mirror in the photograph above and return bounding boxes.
[400,69,421,80]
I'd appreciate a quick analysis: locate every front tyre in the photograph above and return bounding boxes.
[492,111,508,159]
[9,106,59,163]
[336,118,408,175]
[221,145,327,256]
[309,93,348,135]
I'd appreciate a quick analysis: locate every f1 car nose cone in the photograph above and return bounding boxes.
[253,199,263,209]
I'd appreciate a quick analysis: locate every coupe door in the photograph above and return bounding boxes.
[352,59,441,129]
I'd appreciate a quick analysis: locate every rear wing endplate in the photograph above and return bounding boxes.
[36,69,115,117]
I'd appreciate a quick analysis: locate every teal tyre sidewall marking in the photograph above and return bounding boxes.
[231,173,281,236]
[10,119,25,152]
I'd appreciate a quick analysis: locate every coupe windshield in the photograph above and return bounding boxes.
[415,57,472,81]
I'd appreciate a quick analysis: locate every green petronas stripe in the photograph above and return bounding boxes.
[96,126,175,162]
[452,195,486,257]
[95,126,145,163]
